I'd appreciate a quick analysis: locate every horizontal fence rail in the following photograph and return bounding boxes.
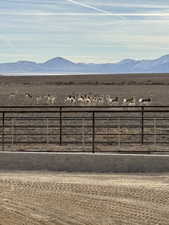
[0,105,169,153]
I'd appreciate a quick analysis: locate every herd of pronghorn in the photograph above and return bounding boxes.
[8,92,152,106]
[64,94,152,105]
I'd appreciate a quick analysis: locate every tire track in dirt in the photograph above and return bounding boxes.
[0,172,169,225]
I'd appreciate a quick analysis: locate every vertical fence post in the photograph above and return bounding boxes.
[2,112,5,151]
[11,118,15,148]
[82,118,85,150]
[118,117,121,149]
[154,118,157,147]
[92,111,95,153]
[59,106,62,145]
[46,118,49,145]
[141,106,144,144]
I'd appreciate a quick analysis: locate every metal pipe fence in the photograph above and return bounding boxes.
[0,105,169,153]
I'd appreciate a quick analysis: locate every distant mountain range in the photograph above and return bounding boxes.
[1,54,169,74]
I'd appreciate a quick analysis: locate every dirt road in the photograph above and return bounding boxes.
[0,172,169,225]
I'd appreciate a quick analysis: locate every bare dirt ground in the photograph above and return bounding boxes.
[0,171,169,225]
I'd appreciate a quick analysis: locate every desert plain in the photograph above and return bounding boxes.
[0,73,169,105]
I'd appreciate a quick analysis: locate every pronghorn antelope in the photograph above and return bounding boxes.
[24,92,33,104]
[97,95,104,105]
[64,95,76,104]
[139,96,152,105]
[123,96,136,105]
[25,92,33,98]
[9,92,16,100]
[77,94,98,105]
[77,95,85,105]
[46,95,56,105]
[91,95,98,105]
[36,96,43,104]
[111,96,119,104]
[84,95,91,104]
[106,95,119,105]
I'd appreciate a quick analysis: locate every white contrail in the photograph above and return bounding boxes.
[65,0,112,14]
[64,0,125,20]
[63,0,169,18]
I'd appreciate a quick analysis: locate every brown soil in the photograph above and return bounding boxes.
[0,172,169,225]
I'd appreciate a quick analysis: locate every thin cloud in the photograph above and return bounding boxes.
[94,2,169,9]
[0,11,169,17]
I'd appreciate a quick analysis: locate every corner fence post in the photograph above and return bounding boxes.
[92,111,95,153]
[59,106,62,145]
[141,106,144,144]
[2,112,5,151]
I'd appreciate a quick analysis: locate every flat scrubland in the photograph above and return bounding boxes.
[0,73,169,105]
[0,171,169,225]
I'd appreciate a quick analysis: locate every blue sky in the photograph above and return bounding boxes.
[0,0,169,63]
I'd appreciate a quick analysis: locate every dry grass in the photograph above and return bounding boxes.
[0,73,169,106]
